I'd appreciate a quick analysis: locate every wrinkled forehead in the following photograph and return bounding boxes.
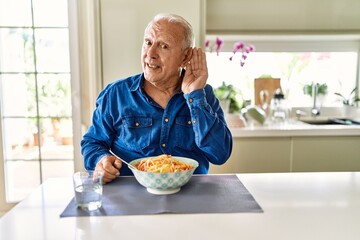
[144,20,185,46]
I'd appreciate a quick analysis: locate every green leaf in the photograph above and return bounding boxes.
[214,81,243,113]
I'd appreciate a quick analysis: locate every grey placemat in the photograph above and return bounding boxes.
[60,175,263,217]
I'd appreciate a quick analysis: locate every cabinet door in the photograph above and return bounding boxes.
[209,137,291,174]
[100,0,205,86]
[292,136,360,172]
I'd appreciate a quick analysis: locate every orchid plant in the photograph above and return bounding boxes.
[205,37,255,67]
[229,41,255,67]
[206,37,255,113]
[205,37,224,56]
[335,87,360,107]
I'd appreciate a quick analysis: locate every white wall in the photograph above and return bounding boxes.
[100,0,206,86]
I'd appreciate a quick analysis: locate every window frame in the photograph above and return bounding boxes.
[0,0,78,207]
[206,33,360,106]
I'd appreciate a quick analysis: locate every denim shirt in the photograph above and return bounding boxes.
[81,73,232,176]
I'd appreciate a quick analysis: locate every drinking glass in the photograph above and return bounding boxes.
[73,171,103,211]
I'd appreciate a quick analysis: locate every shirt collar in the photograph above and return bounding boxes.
[129,73,184,95]
[129,73,145,92]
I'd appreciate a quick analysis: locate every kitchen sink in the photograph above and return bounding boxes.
[299,117,360,125]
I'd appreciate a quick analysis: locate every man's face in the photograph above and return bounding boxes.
[141,20,187,85]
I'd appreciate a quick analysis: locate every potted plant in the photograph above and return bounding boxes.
[206,37,254,113]
[303,82,328,108]
[303,83,328,97]
[214,81,244,114]
[334,87,360,107]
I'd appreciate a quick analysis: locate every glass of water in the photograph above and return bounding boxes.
[73,171,103,211]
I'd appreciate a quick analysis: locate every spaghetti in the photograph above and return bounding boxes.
[135,155,194,173]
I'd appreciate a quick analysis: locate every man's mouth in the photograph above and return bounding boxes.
[146,63,159,69]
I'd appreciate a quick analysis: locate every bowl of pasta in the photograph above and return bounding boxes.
[129,154,199,195]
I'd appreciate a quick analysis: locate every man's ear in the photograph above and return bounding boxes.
[181,48,193,68]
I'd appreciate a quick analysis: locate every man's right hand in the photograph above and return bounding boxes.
[95,155,122,184]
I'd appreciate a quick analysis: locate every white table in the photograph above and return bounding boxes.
[1,172,359,240]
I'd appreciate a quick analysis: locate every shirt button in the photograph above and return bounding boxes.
[162,143,166,147]
[193,120,196,124]
[164,118,169,122]
[189,98,193,103]
[135,122,140,127]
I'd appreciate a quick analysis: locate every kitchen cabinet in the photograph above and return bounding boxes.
[210,135,360,174]
[207,0,360,32]
[210,137,291,173]
[292,136,360,172]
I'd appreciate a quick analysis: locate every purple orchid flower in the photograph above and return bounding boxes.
[233,41,245,53]
[205,37,254,68]
[231,42,255,67]
[215,37,223,56]
[205,39,210,49]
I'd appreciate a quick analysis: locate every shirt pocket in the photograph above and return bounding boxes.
[120,116,152,150]
[175,116,195,150]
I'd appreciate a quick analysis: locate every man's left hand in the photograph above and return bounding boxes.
[182,48,208,94]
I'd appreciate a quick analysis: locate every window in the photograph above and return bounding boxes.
[206,35,360,109]
[0,0,74,202]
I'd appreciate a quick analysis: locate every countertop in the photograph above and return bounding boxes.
[1,172,359,240]
[230,120,360,138]
[230,106,360,137]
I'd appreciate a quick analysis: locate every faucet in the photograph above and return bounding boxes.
[311,83,320,117]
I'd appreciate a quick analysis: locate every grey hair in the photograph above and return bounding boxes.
[145,13,195,49]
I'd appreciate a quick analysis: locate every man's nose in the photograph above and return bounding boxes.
[147,45,158,58]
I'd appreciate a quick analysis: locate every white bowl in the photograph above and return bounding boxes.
[129,156,199,195]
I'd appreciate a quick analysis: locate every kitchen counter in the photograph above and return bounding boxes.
[211,121,360,174]
[231,106,360,138]
[230,120,360,138]
[217,108,360,174]
[1,172,359,240]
